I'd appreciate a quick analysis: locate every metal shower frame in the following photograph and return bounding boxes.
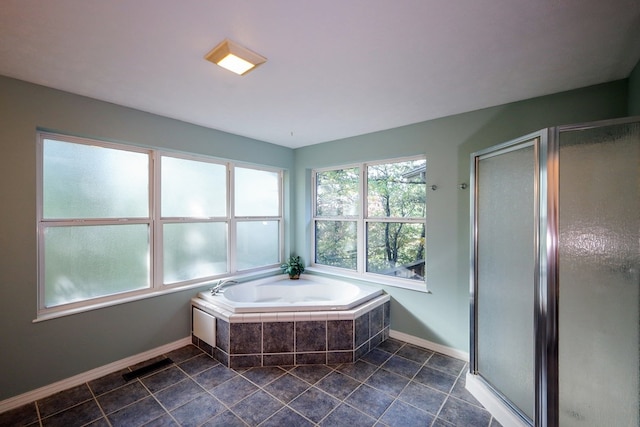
[469,116,639,427]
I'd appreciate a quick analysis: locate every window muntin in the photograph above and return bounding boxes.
[313,157,426,288]
[38,132,283,317]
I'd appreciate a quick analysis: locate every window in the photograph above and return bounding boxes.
[38,132,283,317]
[313,156,426,289]
[161,156,228,284]
[234,167,281,270]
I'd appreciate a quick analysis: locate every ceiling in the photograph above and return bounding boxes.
[1,1,639,148]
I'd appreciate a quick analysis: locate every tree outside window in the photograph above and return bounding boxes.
[313,157,426,285]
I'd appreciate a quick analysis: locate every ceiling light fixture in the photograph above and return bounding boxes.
[204,38,267,76]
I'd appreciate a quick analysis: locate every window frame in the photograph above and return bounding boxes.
[37,132,284,320]
[229,164,284,274]
[311,155,427,292]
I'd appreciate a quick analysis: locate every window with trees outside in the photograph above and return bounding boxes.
[313,156,427,290]
[37,132,282,318]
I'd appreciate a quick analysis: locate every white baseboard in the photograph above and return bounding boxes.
[389,329,469,361]
[465,373,531,427]
[0,337,192,414]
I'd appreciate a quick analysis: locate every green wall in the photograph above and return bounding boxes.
[0,73,631,402]
[293,80,628,353]
[0,76,294,401]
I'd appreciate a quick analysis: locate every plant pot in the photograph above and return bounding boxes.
[289,274,300,280]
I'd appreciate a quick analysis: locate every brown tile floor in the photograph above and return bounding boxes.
[0,338,503,426]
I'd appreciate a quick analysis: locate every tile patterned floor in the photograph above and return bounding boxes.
[0,338,503,426]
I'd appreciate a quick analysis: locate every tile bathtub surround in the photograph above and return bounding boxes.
[263,322,294,353]
[193,298,391,369]
[0,339,503,427]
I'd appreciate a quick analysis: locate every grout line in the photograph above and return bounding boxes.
[136,366,183,427]
[173,350,265,425]
[34,400,42,427]
[12,341,490,427]
[359,342,454,424]
[34,391,98,425]
[87,381,112,427]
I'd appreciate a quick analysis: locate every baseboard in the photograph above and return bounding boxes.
[465,373,531,427]
[389,329,469,361]
[0,337,192,414]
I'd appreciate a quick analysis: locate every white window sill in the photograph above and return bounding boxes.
[304,267,432,294]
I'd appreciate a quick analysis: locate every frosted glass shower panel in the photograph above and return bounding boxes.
[476,142,536,421]
[558,122,639,426]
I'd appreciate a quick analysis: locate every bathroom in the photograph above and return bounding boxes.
[1,71,638,425]
[1,6,640,425]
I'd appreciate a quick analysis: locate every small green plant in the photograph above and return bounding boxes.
[281,255,305,279]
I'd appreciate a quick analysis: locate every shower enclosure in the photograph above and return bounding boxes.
[468,117,639,427]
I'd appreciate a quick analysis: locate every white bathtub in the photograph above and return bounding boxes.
[197,274,383,313]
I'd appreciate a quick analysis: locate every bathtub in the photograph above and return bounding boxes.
[197,274,383,313]
[191,274,391,368]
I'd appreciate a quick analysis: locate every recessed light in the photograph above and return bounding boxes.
[204,38,267,76]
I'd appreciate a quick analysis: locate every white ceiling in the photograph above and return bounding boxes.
[1,1,639,148]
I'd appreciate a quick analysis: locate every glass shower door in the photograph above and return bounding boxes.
[473,137,537,423]
[557,121,640,426]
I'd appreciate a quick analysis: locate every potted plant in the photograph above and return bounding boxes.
[281,255,305,279]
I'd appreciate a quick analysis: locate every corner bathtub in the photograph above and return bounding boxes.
[197,274,383,313]
[191,274,391,368]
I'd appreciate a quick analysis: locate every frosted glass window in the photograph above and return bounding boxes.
[235,167,280,216]
[315,220,357,270]
[38,132,283,317]
[236,221,279,270]
[316,168,359,216]
[163,222,227,284]
[44,224,150,307]
[161,156,226,218]
[43,139,149,219]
